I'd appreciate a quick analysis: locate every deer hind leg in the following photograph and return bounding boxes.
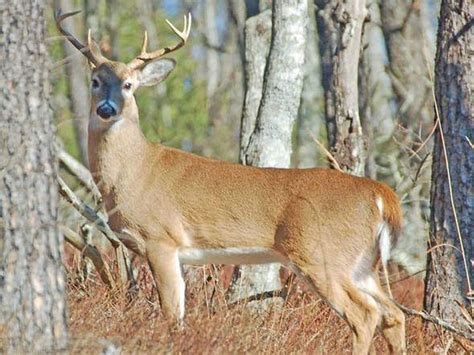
[380,301,405,355]
[146,242,185,328]
[354,271,406,354]
[292,263,379,354]
[365,276,406,354]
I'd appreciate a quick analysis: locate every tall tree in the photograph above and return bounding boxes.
[316,0,367,176]
[380,0,436,276]
[359,0,397,179]
[0,1,68,352]
[380,0,435,133]
[204,0,221,103]
[424,0,473,331]
[230,0,307,304]
[60,0,90,165]
[294,5,324,169]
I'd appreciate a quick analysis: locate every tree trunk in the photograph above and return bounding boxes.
[316,0,367,176]
[359,0,397,179]
[238,10,272,164]
[379,0,437,277]
[243,0,307,167]
[231,0,307,305]
[0,1,68,352]
[424,0,473,331]
[205,0,221,102]
[294,4,324,169]
[380,0,434,132]
[60,0,90,166]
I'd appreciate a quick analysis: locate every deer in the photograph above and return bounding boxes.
[55,9,406,354]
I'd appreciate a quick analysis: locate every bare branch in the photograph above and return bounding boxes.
[57,176,121,248]
[61,225,116,289]
[396,303,474,341]
[58,148,102,205]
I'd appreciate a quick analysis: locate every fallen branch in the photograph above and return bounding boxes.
[396,302,474,341]
[58,176,137,293]
[58,148,102,205]
[58,176,121,248]
[61,225,116,289]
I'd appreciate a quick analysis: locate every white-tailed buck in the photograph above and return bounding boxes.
[56,9,406,354]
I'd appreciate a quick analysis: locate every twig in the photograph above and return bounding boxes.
[309,132,343,172]
[409,119,438,158]
[58,148,102,205]
[57,176,121,248]
[466,136,474,149]
[395,302,474,341]
[58,176,139,295]
[61,225,116,289]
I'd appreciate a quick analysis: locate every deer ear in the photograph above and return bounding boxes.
[137,58,176,87]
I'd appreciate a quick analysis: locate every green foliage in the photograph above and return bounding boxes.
[48,6,211,160]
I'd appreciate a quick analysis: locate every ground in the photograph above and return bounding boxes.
[65,255,473,354]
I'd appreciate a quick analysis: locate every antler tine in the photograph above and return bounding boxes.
[140,31,149,56]
[128,13,192,70]
[54,8,104,66]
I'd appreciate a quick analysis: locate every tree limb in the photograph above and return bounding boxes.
[396,302,474,341]
[57,176,121,248]
[61,225,116,289]
[58,148,102,205]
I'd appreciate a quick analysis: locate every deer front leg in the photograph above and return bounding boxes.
[147,242,185,327]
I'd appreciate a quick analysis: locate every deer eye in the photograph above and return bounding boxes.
[91,78,100,89]
[123,82,132,90]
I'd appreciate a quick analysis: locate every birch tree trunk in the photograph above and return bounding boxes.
[0,1,68,352]
[424,0,473,331]
[230,0,307,305]
[316,0,367,176]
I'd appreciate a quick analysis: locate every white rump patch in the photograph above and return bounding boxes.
[375,196,384,215]
[178,247,288,266]
[375,195,390,266]
[378,221,391,267]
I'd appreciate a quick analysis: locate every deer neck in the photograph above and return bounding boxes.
[88,102,152,194]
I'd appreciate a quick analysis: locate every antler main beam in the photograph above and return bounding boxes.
[128,13,192,70]
[54,8,105,66]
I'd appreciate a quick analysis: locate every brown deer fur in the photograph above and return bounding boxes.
[56,10,406,354]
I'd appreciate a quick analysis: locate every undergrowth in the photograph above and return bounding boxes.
[66,260,473,354]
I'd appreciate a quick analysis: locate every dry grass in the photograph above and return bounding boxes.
[66,259,473,354]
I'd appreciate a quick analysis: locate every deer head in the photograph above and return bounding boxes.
[55,9,191,126]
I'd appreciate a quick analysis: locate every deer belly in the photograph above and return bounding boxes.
[178,247,288,266]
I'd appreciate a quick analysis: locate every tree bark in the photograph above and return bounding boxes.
[231,0,307,305]
[205,0,221,102]
[424,0,473,331]
[243,0,307,167]
[380,0,434,132]
[238,10,272,164]
[294,4,324,169]
[60,0,90,166]
[359,0,397,179]
[379,0,437,277]
[316,0,367,176]
[0,1,68,352]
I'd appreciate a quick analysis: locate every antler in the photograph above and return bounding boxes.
[128,13,192,70]
[54,8,105,67]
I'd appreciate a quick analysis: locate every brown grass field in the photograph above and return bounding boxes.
[65,248,473,354]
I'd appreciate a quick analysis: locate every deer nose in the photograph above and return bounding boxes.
[97,103,117,119]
